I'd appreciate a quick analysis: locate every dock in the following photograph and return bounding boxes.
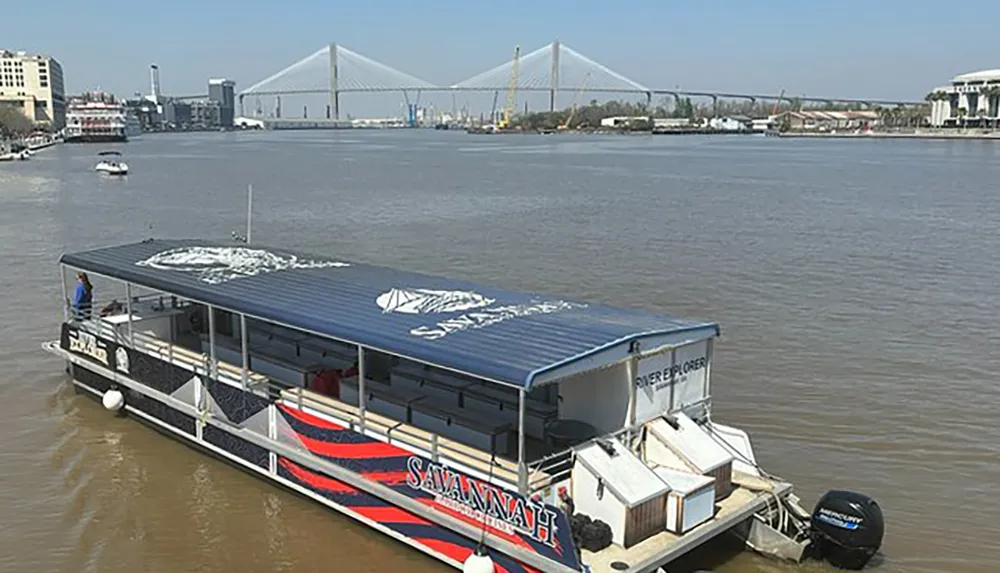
[778,129,1000,140]
[264,118,354,130]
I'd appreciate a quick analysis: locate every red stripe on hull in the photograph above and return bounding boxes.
[278,403,350,431]
[280,457,357,493]
[416,498,535,553]
[296,432,407,459]
[352,506,431,525]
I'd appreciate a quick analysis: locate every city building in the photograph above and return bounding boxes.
[927,69,1000,127]
[190,100,221,127]
[0,50,66,129]
[208,78,235,127]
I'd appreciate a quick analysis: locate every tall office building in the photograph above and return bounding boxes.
[0,50,66,129]
[208,78,235,128]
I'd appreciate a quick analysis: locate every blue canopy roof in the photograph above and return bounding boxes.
[61,240,719,389]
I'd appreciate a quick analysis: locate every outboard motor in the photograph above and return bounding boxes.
[810,490,884,570]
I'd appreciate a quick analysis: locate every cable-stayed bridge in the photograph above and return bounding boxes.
[231,41,921,119]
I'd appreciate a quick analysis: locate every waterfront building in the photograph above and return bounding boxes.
[0,50,66,129]
[708,115,751,131]
[208,78,235,127]
[190,100,221,128]
[773,110,878,132]
[653,118,691,129]
[160,99,222,130]
[599,115,650,128]
[928,69,1000,127]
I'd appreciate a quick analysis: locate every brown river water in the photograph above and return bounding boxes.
[0,131,997,573]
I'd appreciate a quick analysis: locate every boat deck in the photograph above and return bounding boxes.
[583,472,791,573]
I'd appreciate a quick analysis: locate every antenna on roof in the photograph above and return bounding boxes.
[232,184,253,244]
[246,184,253,244]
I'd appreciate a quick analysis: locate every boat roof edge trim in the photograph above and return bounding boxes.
[58,239,721,391]
[526,325,720,389]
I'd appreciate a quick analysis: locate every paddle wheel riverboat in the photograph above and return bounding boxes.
[44,240,884,572]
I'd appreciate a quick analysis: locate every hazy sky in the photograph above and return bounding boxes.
[6,0,999,115]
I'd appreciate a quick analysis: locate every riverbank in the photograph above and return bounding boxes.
[0,134,61,161]
[778,129,1000,140]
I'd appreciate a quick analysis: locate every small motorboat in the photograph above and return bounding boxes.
[95,150,128,175]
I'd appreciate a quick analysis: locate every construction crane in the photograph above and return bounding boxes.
[497,46,520,130]
[559,72,592,130]
[771,89,786,116]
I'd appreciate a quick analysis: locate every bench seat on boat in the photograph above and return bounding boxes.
[283,388,526,485]
[239,344,322,388]
[409,399,512,456]
[340,377,426,423]
[460,384,556,441]
[297,337,356,367]
[389,364,557,441]
[246,325,355,370]
[144,337,269,386]
[389,367,470,406]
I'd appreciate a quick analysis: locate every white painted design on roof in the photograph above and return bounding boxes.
[136,246,350,284]
[376,287,587,340]
[376,288,495,315]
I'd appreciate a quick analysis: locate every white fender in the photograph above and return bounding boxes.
[462,548,494,573]
[102,389,125,412]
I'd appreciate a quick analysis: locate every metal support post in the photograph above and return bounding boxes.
[246,184,253,244]
[704,338,714,416]
[668,347,677,413]
[59,265,68,322]
[207,305,217,380]
[357,345,366,429]
[240,314,249,389]
[125,282,134,346]
[626,354,638,440]
[518,389,527,494]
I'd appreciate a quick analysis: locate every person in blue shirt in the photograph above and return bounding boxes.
[71,272,93,320]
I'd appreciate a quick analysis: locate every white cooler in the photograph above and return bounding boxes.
[653,466,716,534]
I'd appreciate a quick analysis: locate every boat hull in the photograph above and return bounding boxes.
[65,362,550,572]
[66,134,128,143]
[95,161,128,175]
[50,323,580,573]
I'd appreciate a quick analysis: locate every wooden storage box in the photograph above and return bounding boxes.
[573,439,670,548]
[652,467,716,534]
[644,413,734,500]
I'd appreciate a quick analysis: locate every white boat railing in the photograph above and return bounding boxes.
[71,314,555,494]
[526,448,574,496]
[75,313,266,393]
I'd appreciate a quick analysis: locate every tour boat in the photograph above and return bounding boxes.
[95,150,128,175]
[43,239,884,573]
[65,91,141,143]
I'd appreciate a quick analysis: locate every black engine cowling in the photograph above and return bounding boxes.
[810,490,884,570]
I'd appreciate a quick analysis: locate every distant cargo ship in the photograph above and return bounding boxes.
[64,92,141,143]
